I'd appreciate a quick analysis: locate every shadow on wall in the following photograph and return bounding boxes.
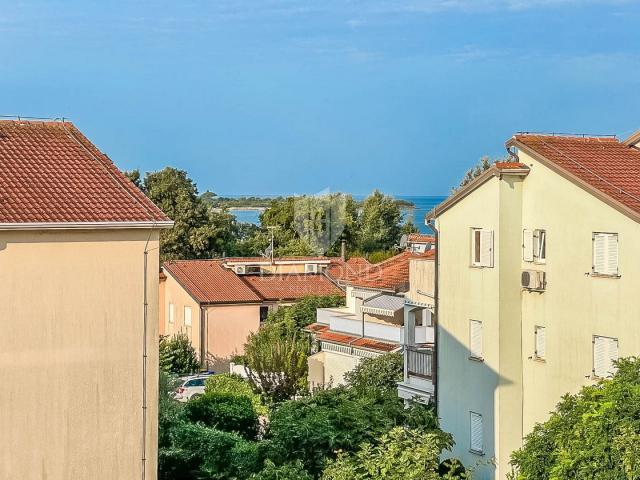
[205,354,233,374]
[437,326,511,480]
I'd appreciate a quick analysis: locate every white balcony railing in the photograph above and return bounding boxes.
[406,347,433,379]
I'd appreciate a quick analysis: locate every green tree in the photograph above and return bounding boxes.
[243,320,310,402]
[266,295,345,329]
[250,460,313,480]
[356,190,403,252]
[184,393,258,440]
[510,357,640,480]
[159,334,199,375]
[344,352,404,395]
[322,426,455,480]
[205,373,268,416]
[136,167,238,261]
[264,387,409,475]
[453,155,512,193]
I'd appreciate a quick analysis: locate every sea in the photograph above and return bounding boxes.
[227,195,446,234]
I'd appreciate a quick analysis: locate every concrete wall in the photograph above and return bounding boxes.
[0,228,160,480]
[204,304,261,371]
[162,272,201,355]
[322,350,361,386]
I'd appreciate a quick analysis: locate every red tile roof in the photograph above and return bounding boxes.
[242,273,343,301]
[304,323,330,334]
[316,330,398,352]
[223,256,331,264]
[407,233,434,243]
[512,134,640,217]
[164,260,263,304]
[326,256,372,281]
[348,250,434,291]
[494,161,529,170]
[0,120,170,224]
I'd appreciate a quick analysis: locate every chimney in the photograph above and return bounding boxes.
[341,240,346,261]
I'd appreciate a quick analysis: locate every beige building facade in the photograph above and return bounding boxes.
[430,132,640,479]
[0,119,171,480]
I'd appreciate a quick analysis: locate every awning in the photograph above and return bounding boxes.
[361,294,405,317]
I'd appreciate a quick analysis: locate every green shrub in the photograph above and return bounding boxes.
[205,373,268,416]
[510,357,640,479]
[322,426,454,480]
[266,295,345,329]
[250,460,313,480]
[184,393,258,440]
[344,352,404,394]
[264,387,408,475]
[159,333,199,375]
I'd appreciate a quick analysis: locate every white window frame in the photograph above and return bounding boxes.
[534,229,546,264]
[593,335,618,379]
[592,232,619,277]
[469,320,483,361]
[470,411,484,455]
[534,325,546,360]
[471,228,494,268]
[168,303,175,324]
[184,306,193,327]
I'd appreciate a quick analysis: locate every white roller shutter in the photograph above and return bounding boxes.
[470,320,483,359]
[523,229,534,262]
[535,326,546,359]
[593,336,618,378]
[480,230,494,267]
[593,233,618,276]
[470,412,483,453]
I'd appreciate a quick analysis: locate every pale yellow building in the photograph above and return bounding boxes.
[425,131,640,479]
[0,119,171,479]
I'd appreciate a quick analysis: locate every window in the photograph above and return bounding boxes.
[469,320,483,360]
[184,306,193,327]
[523,229,546,263]
[168,303,175,324]
[470,412,483,454]
[593,233,619,276]
[534,326,546,360]
[471,228,494,267]
[593,335,618,378]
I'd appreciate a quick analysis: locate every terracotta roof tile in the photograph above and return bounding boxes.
[514,134,640,216]
[407,233,434,243]
[242,274,343,301]
[348,250,434,291]
[326,256,371,281]
[223,256,331,264]
[0,120,169,224]
[164,260,262,304]
[495,161,528,170]
[304,323,330,333]
[316,330,398,352]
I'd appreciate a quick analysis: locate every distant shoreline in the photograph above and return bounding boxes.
[228,206,267,212]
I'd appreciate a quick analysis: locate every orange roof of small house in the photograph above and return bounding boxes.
[163,260,263,304]
[347,250,434,291]
[241,273,343,301]
[0,119,170,226]
[326,256,372,281]
[315,330,398,353]
[407,233,434,243]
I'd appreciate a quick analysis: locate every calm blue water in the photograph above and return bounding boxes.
[227,195,447,234]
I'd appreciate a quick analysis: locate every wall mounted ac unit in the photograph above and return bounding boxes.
[235,265,246,275]
[305,264,318,274]
[521,270,546,291]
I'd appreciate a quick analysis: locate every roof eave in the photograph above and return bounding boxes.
[0,220,174,231]
[425,164,529,221]
[508,138,640,224]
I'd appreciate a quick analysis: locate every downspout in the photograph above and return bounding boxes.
[427,218,439,414]
[200,306,207,371]
[141,247,149,480]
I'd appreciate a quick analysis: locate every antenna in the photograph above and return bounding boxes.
[399,234,408,250]
[266,226,279,264]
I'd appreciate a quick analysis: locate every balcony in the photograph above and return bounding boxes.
[398,346,434,403]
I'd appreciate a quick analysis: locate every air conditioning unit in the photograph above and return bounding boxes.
[234,265,246,275]
[521,270,546,290]
[305,263,318,274]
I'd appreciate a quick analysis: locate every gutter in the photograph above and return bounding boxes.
[0,221,174,231]
[427,218,439,413]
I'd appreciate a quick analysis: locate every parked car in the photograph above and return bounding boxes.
[174,373,213,402]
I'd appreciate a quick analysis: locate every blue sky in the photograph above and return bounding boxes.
[3,0,639,196]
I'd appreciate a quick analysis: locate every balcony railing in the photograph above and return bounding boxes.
[407,347,433,379]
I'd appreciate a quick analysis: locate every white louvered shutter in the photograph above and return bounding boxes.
[184,306,192,326]
[470,320,483,359]
[535,326,546,359]
[593,233,618,275]
[480,230,494,267]
[523,229,534,262]
[594,336,618,377]
[470,412,483,453]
